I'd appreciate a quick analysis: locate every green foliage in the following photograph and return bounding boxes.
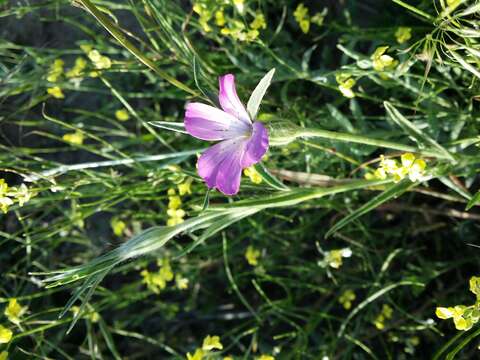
[1,0,480,359]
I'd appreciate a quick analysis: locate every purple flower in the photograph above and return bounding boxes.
[184,74,269,195]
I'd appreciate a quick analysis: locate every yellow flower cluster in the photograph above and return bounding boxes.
[395,27,412,44]
[186,334,223,360]
[0,179,34,214]
[193,1,267,42]
[244,166,263,184]
[339,290,356,310]
[47,59,65,83]
[318,248,352,269]
[373,304,393,330]
[167,188,186,226]
[0,298,28,349]
[371,46,398,72]
[62,131,84,145]
[257,355,275,360]
[245,245,261,266]
[365,153,427,183]
[293,3,327,34]
[336,73,356,99]
[141,258,174,294]
[65,57,87,78]
[436,276,480,331]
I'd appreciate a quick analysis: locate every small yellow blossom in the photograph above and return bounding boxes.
[258,356,275,360]
[311,9,327,27]
[400,153,427,182]
[88,50,112,70]
[141,258,175,294]
[167,209,185,226]
[66,57,87,78]
[373,304,393,330]
[294,3,310,34]
[395,27,412,44]
[63,131,84,145]
[47,59,65,82]
[186,349,204,360]
[339,290,356,310]
[202,335,223,351]
[436,306,473,330]
[224,357,234,360]
[115,109,130,121]
[0,196,13,214]
[319,248,352,269]
[178,179,193,196]
[175,274,189,290]
[110,218,126,236]
[233,0,245,13]
[0,351,8,360]
[245,245,261,266]
[371,46,398,72]
[336,74,356,99]
[215,9,226,27]
[244,166,262,184]
[250,13,267,30]
[11,184,33,207]
[470,276,480,298]
[47,86,65,99]
[0,325,12,344]
[5,298,27,325]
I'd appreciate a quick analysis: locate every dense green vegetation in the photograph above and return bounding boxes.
[1,0,480,358]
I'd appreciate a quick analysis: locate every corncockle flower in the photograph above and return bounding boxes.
[184,74,271,195]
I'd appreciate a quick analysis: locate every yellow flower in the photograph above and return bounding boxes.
[167,208,185,226]
[371,46,397,72]
[215,9,226,27]
[47,86,65,99]
[110,218,126,236]
[258,356,275,360]
[66,57,87,78]
[0,325,12,344]
[400,153,427,182]
[47,59,65,82]
[11,184,33,207]
[186,349,204,360]
[224,357,234,360]
[336,74,356,98]
[233,0,245,13]
[62,131,84,145]
[294,3,310,33]
[244,166,262,184]
[339,290,356,310]
[178,179,192,196]
[395,27,412,44]
[158,258,174,282]
[0,197,13,214]
[175,274,189,290]
[250,12,267,30]
[0,351,8,360]
[88,50,112,70]
[115,109,130,121]
[245,245,261,266]
[141,259,174,294]
[374,304,393,329]
[320,248,352,269]
[4,299,27,325]
[202,335,223,351]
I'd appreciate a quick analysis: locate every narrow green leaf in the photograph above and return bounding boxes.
[254,163,290,191]
[384,101,455,161]
[247,68,276,120]
[466,190,480,210]
[325,180,413,238]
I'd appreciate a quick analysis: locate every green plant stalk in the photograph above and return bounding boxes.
[392,0,434,21]
[75,0,199,96]
[299,128,451,159]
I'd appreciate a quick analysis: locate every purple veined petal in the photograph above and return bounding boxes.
[218,74,251,125]
[197,137,248,195]
[185,102,251,141]
[241,122,269,168]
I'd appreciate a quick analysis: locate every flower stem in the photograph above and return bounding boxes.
[391,0,434,21]
[299,128,450,159]
[74,0,199,96]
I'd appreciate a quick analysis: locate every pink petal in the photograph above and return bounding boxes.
[185,102,251,141]
[218,74,251,125]
[197,138,248,195]
[241,122,269,168]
